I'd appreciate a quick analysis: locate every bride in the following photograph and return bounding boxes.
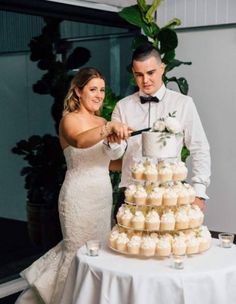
[16,67,132,303]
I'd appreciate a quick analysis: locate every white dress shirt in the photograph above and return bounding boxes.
[112,84,211,199]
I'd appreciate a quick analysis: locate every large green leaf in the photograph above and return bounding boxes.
[132,35,149,49]
[165,58,192,73]
[166,76,189,95]
[145,0,162,23]
[164,17,181,29]
[118,5,144,28]
[158,28,178,53]
[162,49,175,64]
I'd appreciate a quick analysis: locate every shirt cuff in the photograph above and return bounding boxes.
[193,183,209,200]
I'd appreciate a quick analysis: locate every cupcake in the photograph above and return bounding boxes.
[177,187,189,205]
[163,188,178,206]
[172,236,187,255]
[160,210,175,231]
[109,228,120,248]
[140,237,156,256]
[184,183,196,203]
[145,209,160,230]
[175,209,189,230]
[133,185,147,205]
[186,236,200,255]
[146,186,164,206]
[125,184,136,203]
[116,233,129,252]
[197,226,212,252]
[158,164,173,183]
[188,205,204,228]
[156,237,172,257]
[121,208,133,227]
[131,210,145,229]
[116,205,126,224]
[172,161,188,181]
[131,162,145,180]
[127,235,142,254]
[143,163,158,182]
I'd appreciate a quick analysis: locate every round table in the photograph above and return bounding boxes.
[60,239,236,304]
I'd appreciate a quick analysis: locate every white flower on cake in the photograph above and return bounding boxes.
[152,111,182,147]
[152,111,182,134]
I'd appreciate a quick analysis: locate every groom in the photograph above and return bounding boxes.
[110,42,211,218]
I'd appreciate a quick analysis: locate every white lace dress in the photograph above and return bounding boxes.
[16,141,124,304]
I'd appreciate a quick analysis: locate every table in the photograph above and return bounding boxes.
[60,239,236,304]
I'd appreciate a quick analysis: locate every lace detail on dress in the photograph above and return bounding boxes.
[18,142,113,304]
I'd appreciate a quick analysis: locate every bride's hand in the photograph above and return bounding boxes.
[107,122,133,141]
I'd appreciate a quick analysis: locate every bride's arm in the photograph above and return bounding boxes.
[59,114,131,149]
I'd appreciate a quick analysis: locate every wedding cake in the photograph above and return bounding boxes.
[108,113,212,257]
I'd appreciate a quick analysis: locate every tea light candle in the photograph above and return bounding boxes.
[221,238,231,248]
[88,246,99,256]
[86,240,101,256]
[219,233,234,249]
[172,255,185,269]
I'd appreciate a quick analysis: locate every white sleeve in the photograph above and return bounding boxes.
[103,140,127,160]
[112,102,122,122]
[184,99,211,200]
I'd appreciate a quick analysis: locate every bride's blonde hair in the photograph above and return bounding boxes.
[63,67,105,115]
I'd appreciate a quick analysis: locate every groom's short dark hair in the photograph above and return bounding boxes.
[132,42,162,64]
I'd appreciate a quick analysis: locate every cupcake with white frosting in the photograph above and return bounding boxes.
[172,161,188,181]
[158,164,173,183]
[131,210,145,229]
[140,237,156,256]
[163,188,178,206]
[156,237,172,257]
[133,185,147,205]
[145,209,160,230]
[127,235,142,254]
[177,187,189,205]
[175,209,189,230]
[183,183,196,203]
[172,235,187,255]
[160,210,175,231]
[121,208,133,227]
[146,186,164,206]
[116,233,129,252]
[188,205,204,228]
[125,184,136,203]
[143,163,158,182]
[116,205,126,224]
[197,226,212,252]
[109,228,120,248]
[186,236,200,255]
[131,162,145,180]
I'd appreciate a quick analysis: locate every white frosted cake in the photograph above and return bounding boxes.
[142,131,177,159]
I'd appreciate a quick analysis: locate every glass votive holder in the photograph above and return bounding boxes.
[172,255,185,269]
[86,240,101,256]
[219,233,234,248]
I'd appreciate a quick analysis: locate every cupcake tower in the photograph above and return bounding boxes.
[109,158,212,257]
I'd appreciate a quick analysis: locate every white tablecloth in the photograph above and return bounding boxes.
[61,239,236,304]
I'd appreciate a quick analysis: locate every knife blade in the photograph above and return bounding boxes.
[130,128,151,137]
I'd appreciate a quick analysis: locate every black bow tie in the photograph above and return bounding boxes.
[140,96,159,104]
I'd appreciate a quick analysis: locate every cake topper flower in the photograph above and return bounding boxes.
[152,111,182,146]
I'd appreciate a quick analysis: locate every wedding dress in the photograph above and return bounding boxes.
[16,141,124,304]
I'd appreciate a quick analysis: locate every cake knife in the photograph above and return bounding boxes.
[130,127,151,137]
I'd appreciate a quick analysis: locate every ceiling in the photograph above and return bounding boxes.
[1,0,145,28]
[46,0,154,12]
